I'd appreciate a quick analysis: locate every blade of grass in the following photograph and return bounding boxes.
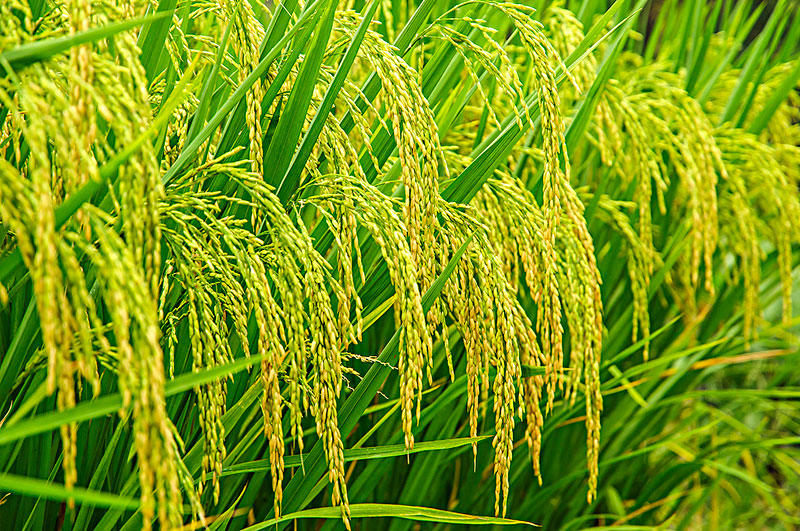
[261,0,338,192]
[247,503,537,529]
[277,0,380,202]
[0,472,139,510]
[0,12,171,69]
[221,436,490,477]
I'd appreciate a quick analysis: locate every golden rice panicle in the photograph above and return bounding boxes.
[306,170,429,450]
[635,68,720,296]
[424,15,529,130]
[557,187,603,503]
[90,29,163,301]
[93,42,195,527]
[542,2,625,205]
[87,217,197,529]
[542,2,594,96]
[338,11,448,290]
[595,64,721,328]
[245,191,313,466]
[486,267,532,517]
[453,257,485,457]
[307,256,351,528]
[247,251,287,517]
[474,177,562,382]
[559,183,603,386]
[65,0,98,192]
[215,208,289,515]
[588,86,664,354]
[159,181,263,502]
[716,165,762,343]
[715,127,800,330]
[698,62,800,331]
[0,164,76,491]
[311,115,366,346]
[0,73,105,495]
[88,18,196,514]
[517,62,600,499]
[715,65,800,329]
[230,0,266,175]
[433,3,604,503]
[472,174,603,503]
[609,84,664,273]
[3,79,68,395]
[593,195,656,359]
[162,156,364,521]
[268,248,310,462]
[498,2,573,407]
[233,173,352,526]
[433,200,546,516]
[192,166,309,516]
[470,183,550,484]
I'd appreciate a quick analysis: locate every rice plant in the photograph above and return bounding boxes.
[0,0,798,528]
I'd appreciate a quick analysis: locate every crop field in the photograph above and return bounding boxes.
[0,0,799,529]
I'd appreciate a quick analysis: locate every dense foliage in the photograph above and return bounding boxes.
[0,0,799,529]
